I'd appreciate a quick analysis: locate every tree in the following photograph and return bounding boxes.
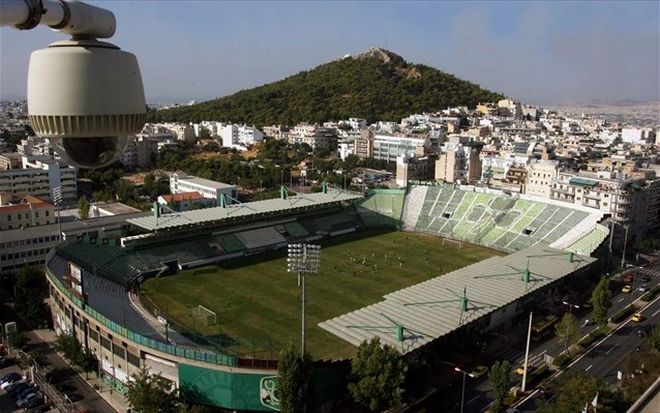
[488,360,512,413]
[555,313,579,354]
[53,334,97,372]
[649,325,660,352]
[127,368,178,413]
[591,276,612,326]
[348,337,406,412]
[78,196,90,220]
[14,266,48,328]
[539,370,626,413]
[277,344,314,413]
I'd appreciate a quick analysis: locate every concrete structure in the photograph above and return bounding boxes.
[525,160,559,198]
[91,202,141,217]
[622,128,656,145]
[158,191,215,212]
[288,124,338,152]
[0,152,22,170]
[169,173,237,206]
[396,153,437,187]
[0,155,77,203]
[0,195,56,230]
[435,138,483,184]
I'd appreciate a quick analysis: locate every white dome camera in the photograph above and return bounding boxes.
[2,0,146,169]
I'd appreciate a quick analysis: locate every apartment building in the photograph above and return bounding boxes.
[372,134,428,163]
[0,211,148,274]
[158,192,215,212]
[169,174,237,206]
[435,138,483,184]
[0,196,56,230]
[525,160,559,198]
[0,155,77,203]
[396,153,437,187]
[220,124,264,150]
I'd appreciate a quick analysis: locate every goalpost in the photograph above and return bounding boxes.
[442,237,463,249]
[192,305,217,326]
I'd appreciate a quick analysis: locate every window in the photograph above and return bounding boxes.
[100,337,111,350]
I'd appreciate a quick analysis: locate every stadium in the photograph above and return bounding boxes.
[44,183,608,411]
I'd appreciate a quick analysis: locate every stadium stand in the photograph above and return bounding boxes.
[357,189,406,228]
[565,224,609,256]
[235,227,287,250]
[404,185,601,253]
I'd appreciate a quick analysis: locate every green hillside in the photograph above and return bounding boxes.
[150,48,505,125]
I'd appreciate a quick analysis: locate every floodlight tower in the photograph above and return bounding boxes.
[287,243,321,355]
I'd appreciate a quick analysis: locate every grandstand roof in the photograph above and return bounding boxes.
[318,243,596,354]
[127,190,363,232]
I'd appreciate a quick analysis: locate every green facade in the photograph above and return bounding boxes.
[178,364,280,411]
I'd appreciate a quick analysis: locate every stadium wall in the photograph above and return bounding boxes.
[45,252,348,412]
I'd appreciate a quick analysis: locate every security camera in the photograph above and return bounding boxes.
[1,0,146,169]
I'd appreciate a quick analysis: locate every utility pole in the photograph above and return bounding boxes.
[621,224,629,269]
[521,311,533,393]
[453,366,474,413]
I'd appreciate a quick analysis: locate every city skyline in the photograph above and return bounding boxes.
[1,0,658,105]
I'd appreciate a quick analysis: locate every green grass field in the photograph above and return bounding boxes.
[141,230,501,360]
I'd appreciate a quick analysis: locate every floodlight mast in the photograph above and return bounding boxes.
[287,244,321,355]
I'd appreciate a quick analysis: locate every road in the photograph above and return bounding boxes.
[516,294,660,412]
[453,262,660,413]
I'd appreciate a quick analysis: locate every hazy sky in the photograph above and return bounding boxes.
[1,1,658,105]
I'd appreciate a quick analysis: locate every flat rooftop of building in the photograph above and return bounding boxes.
[127,189,363,232]
[175,174,236,189]
[319,243,596,354]
[94,202,142,215]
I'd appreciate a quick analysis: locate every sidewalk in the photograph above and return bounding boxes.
[31,329,129,413]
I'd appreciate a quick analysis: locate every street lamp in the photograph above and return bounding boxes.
[287,244,321,355]
[454,366,474,413]
[562,301,580,315]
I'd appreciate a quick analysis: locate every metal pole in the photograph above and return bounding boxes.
[460,371,466,413]
[301,270,305,356]
[521,311,533,393]
[621,224,628,269]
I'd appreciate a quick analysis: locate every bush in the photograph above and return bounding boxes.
[609,305,637,323]
[578,326,611,348]
[553,353,575,367]
[640,285,660,302]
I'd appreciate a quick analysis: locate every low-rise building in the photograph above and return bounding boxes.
[158,192,215,212]
[0,195,56,230]
[169,174,237,206]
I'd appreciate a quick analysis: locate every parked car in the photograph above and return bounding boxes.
[640,275,650,283]
[11,383,36,399]
[638,284,648,292]
[623,273,634,283]
[0,372,21,386]
[622,285,633,293]
[17,392,42,409]
[4,377,28,392]
[21,395,45,410]
[24,405,50,413]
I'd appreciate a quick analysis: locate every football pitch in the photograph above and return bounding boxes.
[141,230,502,360]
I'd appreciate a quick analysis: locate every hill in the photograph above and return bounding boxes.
[150,48,505,126]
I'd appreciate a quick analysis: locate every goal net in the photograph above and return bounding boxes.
[192,305,217,326]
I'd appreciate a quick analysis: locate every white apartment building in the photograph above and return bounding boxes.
[288,125,338,152]
[0,156,77,203]
[169,173,237,205]
[220,124,264,151]
[621,128,656,145]
[372,134,428,163]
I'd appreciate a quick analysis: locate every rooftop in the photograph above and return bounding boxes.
[174,174,236,189]
[319,243,596,354]
[128,189,363,232]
